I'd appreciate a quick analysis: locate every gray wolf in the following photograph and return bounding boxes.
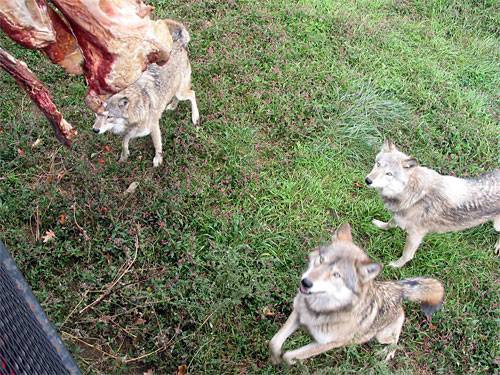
[92,19,199,167]
[365,139,500,267]
[269,223,444,365]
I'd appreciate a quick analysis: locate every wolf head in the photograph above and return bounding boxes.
[92,96,129,135]
[365,139,418,198]
[299,223,382,313]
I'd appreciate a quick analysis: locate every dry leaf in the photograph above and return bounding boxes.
[59,215,69,225]
[353,182,363,188]
[42,229,56,243]
[263,307,275,317]
[102,145,111,153]
[98,158,106,165]
[17,148,25,157]
[178,365,187,375]
[429,322,437,330]
[56,172,67,182]
[31,138,41,149]
[134,317,147,325]
[143,370,154,375]
[124,181,139,195]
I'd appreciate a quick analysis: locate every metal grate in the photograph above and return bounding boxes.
[0,239,81,375]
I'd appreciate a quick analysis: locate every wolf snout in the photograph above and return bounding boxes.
[300,278,313,294]
[365,177,373,185]
[93,127,100,134]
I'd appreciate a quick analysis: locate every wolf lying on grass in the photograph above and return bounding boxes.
[269,223,444,365]
[92,19,199,167]
[365,139,500,267]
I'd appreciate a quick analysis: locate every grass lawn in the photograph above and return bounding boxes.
[0,0,499,373]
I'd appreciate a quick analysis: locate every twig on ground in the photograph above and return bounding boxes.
[79,228,140,314]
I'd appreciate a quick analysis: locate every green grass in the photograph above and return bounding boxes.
[0,0,499,374]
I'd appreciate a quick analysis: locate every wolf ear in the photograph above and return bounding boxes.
[357,261,382,283]
[332,223,353,243]
[382,138,396,152]
[402,158,418,169]
[118,97,129,109]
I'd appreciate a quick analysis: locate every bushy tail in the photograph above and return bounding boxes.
[165,19,190,49]
[396,277,444,318]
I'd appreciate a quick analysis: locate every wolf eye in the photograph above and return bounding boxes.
[376,162,381,167]
[386,172,393,176]
[332,272,341,278]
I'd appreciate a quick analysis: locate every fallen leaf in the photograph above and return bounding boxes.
[263,307,275,317]
[429,323,437,330]
[102,145,111,153]
[31,138,41,149]
[42,229,56,243]
[17,148,25,157]
[178,365,187,375]
[56,171,67,182]
[98,158,106,165]
[143,370,154,375]
[134,317,147,325]
[59,215,69,225]
[353,182,363,188]
[124,181,140,195]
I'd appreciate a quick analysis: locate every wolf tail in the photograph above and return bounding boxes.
[165,19,190,49]
[396,277,444,318]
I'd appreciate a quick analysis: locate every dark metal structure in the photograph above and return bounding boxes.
[0,239,81,375]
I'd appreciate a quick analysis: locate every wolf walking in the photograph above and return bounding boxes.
[269,223,444,365]
[365,139,500,267]
[92,19,199,167]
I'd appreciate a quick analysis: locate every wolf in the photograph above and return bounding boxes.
[365,139,500,267]
[269,223,444,366]
[92,19,199,167]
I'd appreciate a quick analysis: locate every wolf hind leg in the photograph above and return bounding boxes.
[376,311,404,360]
[389,231,426,268]
[175,88,199,125]
[166,97,179,111]
[372,217,397,231]
[493,216,500,255]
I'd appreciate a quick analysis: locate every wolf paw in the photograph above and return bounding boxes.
[153,155,163,168]
[388,259,405,268]
[372,219,389,230]
[192,111,199,125]
[282,352,297,366]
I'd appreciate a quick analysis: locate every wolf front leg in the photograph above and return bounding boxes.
[119,134,132,163]
[493,216,500,255]
[389,231,426,268]
[282,340,349,365]
[150,122,163,168]
[372,217,397,231]
[269,309,300,365]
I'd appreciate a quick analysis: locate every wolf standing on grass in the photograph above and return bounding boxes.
[92,19,199,167]
[365,139,500,267]
[269,223,444,366]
